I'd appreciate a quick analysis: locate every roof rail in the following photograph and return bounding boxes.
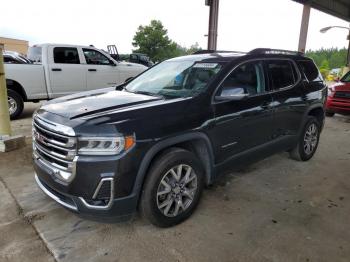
[193,50,246,55]
[248,48,304,56]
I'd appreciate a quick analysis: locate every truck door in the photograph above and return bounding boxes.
[82,48,120,90]
[48,46,86,97]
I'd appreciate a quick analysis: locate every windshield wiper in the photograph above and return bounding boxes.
[132,90,164,99]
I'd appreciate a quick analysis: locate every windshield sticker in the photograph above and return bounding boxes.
[193,63,219,69]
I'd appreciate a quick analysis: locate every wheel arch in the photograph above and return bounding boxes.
[132,132,215,198]
[6,79,28,101]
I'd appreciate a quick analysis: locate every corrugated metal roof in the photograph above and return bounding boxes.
[293,0,350,21]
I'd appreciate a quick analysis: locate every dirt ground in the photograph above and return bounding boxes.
[0,102,349,262]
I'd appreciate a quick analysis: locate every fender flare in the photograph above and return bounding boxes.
[132,132,215,196]
[298,103,325,136]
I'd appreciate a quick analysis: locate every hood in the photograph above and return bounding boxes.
[330,81,350,91]
[39,87,162,119]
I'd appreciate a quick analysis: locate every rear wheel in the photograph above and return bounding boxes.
[140,148,204,227]
[290,116,320,161]
[7,89,24,119]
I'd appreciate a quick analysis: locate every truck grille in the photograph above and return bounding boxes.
[334,91,350,99]
[32,115,78,183]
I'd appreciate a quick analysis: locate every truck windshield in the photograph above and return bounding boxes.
[27,47,42,63]
[125,60,222,98]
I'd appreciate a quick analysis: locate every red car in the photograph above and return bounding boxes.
[326,71,350,116]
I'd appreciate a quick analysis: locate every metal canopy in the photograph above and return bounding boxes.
[293,0,350,22]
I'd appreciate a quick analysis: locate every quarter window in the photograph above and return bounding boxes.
[266,60,296,89]
[83,49,111,65]
[53,47,80,64]
[298,60,323,82]
[219,61,266,97]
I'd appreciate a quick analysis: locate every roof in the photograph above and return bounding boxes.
[293,0,350,22]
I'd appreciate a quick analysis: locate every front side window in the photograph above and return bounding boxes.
[125,60,222,98]
[83,49,111,65]
[218,61,266,97]
[267,60,296,90]
[54,47,80,64]
[28,46,42,63]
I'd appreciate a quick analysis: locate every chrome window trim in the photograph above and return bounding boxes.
[35,174,78,211]
[211,57,302,104]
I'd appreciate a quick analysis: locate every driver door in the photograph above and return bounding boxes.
[210,60,274,163]
[82,48,120,90]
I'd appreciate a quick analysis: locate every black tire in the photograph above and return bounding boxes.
[140,148,205,227]
[290,116,320,161]
[325,111,335,117]
[7,89,24,120]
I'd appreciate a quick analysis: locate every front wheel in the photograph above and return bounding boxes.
[140,148,204,227]
[7,89,24,120]
[290,116,320,161]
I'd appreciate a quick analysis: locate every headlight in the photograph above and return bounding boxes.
[77,136,135,155]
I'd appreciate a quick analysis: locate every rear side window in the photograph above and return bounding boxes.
[298,60,323,82]
[54,47,80,64]
[266,60,296,90]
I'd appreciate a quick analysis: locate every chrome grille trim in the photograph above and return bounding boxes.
[32,114,78,183]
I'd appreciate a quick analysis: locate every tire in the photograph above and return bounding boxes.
[325,111,335,117]
[290,116,320,161]
[7,89,24,120]
[140,148,205,227]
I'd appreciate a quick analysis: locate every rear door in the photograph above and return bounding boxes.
[211,60,274,163]
[265,59,306,139]
[82,48,120,90]
[48,46,86,97]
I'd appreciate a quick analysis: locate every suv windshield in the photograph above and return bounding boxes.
[125,60,222,98]
[341,71,350,82]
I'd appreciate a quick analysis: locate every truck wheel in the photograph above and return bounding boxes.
[290,116,320,161]
[325,111,335,117]
[140,148,204,227]
[7,90,24,120]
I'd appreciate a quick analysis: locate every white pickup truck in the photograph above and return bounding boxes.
[5,44,147,118]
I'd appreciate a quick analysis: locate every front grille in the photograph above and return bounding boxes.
[32,115,77,183]
[334,91,350,99]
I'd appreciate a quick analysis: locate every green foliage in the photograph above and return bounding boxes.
[132,20,202,62]
[305,48,347,70]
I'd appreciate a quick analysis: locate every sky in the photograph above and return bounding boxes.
[1,0,349,53]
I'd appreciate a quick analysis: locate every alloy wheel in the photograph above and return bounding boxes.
[8,96,17,115]
[303,123,318,155]
[156,164,198,217]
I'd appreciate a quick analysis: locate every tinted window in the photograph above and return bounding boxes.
[219,61,266,96]
[267,60,296,89]
[298,60,322,82]
[4,56,19,64]
[341,71,350,83]
[54,47,80,64]
[83,49,111,65]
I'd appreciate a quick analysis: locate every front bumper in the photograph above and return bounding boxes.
[326,96,350,115]
[34,154,139,221]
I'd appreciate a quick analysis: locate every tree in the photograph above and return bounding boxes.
[132,20,202,62]
[132,20,179,62]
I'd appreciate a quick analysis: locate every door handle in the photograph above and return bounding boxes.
[52,68,62,71]
[88,69,97,72]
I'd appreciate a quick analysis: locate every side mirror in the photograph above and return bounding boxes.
[215,86,248,101]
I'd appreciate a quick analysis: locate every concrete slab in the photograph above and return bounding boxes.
[0,111,350,262]
[0,179,54,262]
